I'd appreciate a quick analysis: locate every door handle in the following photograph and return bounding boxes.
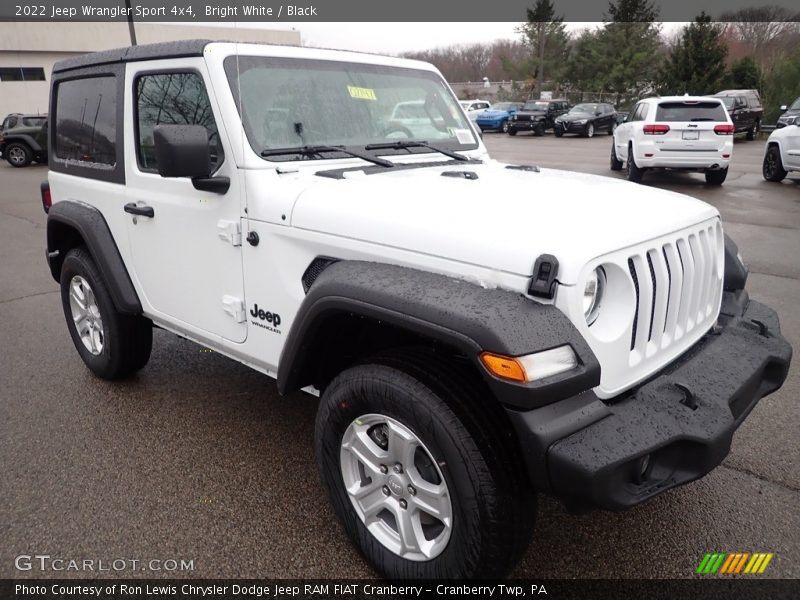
[124,203,155,218]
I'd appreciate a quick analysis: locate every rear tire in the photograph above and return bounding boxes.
[5,142,32,167]
[610,141,623,171]
[762,146,787,182]
[534,122,545,136]
[746,127,755,141]
[554,128,563,138]
[608,122,617,135]
[315,350,534,579]
[507,129,517,136]
[60,247,152,379]
[626,145,644,182]
[704,168,728,186]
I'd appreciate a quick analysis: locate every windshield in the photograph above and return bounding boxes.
[490,103,518,112]
[720,97,735,108]
[523,101,549,110]
[656,101,727,122]
[790,98,800,110]
[224,56,477,160]
[570,104,598,114]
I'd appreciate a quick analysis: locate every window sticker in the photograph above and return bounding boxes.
[347,86,377,101]
[454,128,474,144]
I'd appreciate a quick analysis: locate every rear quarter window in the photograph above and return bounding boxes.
[54,76,117,165]
[655,102,727,122]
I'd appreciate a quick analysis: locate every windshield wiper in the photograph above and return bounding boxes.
[363,140,470,162]
[261,145,394,168]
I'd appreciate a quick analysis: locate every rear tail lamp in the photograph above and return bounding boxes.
[714,124,735,135]
[643,124,670,135]
[40,181,51,214]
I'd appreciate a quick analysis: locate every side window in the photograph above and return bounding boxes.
[3,116,18,130]
[630,103,643,122]
[54,76,117,165]
[136,72,223,172]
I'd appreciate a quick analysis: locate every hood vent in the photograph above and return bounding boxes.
[441,170,478,180]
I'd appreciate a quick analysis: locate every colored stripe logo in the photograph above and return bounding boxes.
[696,552,774,574]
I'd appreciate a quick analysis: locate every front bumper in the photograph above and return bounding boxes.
[556,121,588,134]
[508,119,544,131]
[506,292,792,511]
[477,119,504,129]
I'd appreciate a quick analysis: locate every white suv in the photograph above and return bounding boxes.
[763,122,800,182]
[42,41,791,580]
[611,96,735,185]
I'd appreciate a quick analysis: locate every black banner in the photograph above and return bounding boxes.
[3,579,800,600]
[2,0,800,22]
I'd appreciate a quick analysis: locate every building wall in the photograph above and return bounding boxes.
[0,22,301,118]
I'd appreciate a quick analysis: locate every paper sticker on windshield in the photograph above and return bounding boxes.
[348,86,377,101]
[453,128,474,144]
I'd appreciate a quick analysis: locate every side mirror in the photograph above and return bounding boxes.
[153,124,229,193]
[595,111,602,116]
[623,115,629,123]
[780,105,788,111]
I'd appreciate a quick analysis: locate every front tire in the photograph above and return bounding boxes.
[501,120,510,134]
[584,123,595,138]
[5,142,33,167]
[507,128,517,136]
[534,122,545,136]
[626,145,644,182]
[60,247,152,379]
[704,168,728,186]
[763,146,787,182]
[315,352,534,579]
[554,128,563,138]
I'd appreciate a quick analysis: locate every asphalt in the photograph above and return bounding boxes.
[0,132,798,579]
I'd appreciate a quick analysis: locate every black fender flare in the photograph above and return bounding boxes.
[46,201,142,314]
[277,261,600,409]
[723,233,748,292]
[3,133,44,153]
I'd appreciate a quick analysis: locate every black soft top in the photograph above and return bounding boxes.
[53,39,211,73]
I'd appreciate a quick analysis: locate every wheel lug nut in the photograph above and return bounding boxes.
[399,499,408,509]
[380,464,388,474]
[393,463,403,474]
[407,485,416,496]
[382,486,390,496]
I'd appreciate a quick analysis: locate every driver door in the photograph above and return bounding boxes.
[123,61,246,343]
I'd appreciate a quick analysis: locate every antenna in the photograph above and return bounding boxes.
[125,0,137,46]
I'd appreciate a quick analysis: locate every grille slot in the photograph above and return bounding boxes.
[626,223,722,363]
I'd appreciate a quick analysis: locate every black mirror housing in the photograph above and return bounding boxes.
[154,125,212,179]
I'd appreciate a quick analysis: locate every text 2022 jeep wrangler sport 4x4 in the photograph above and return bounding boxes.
[42,41,791,580]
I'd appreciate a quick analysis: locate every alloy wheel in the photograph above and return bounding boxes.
[68,275,104,355]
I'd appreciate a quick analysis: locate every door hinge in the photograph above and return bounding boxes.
[217,220,242,246]
[222,295,246,323]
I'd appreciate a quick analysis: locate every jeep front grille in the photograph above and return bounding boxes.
[626,221,723,367]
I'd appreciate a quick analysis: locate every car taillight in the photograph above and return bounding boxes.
[714,124,735,135]
[643,124,670,135]
[40,181,51,214]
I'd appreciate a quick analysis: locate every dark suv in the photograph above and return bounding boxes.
[507,99,569,136]
[776,97,800,129]
[0,113,48,167]
[713,90,763,139]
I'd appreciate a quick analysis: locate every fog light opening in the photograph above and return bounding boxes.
[634,454,651,484]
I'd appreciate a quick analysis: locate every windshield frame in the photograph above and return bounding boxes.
[223,55,479,162]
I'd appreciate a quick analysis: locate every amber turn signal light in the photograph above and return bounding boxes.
[479,352,527,383]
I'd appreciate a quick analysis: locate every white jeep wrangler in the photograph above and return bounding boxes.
[42,41,791,579]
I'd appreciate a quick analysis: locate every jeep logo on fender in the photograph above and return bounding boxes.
[250,304,281,333]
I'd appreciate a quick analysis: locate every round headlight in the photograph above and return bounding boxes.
[583,267,605,326]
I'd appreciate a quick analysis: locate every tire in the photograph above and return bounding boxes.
[626,145,644,183]
[315,350,534,579]
[533,122,545,136]
[507,128,517,136]
[608,121,617,135]
[501,120,509,134]
[746,127,755,141]
[704,168,728,186]
[762,146,787,182]
[5,142,33,167]
[584,123,595,138]
[554,128,563,138]
[60,247,152,379]
[610,140,623,171]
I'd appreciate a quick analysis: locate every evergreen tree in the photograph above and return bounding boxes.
[728,56,761,89]
[512,0,570,94]
[658,13,728,95]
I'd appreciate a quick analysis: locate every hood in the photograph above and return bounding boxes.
[517,109,547,116]
[289,160,719,284]
[479,110,511,118]
[559,112,592,121]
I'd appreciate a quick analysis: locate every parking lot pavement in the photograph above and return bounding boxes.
[1,134,798,579]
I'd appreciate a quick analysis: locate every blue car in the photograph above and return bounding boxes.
[475,102,524,133]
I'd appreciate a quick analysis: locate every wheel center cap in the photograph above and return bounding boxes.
[387,475,403,496]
